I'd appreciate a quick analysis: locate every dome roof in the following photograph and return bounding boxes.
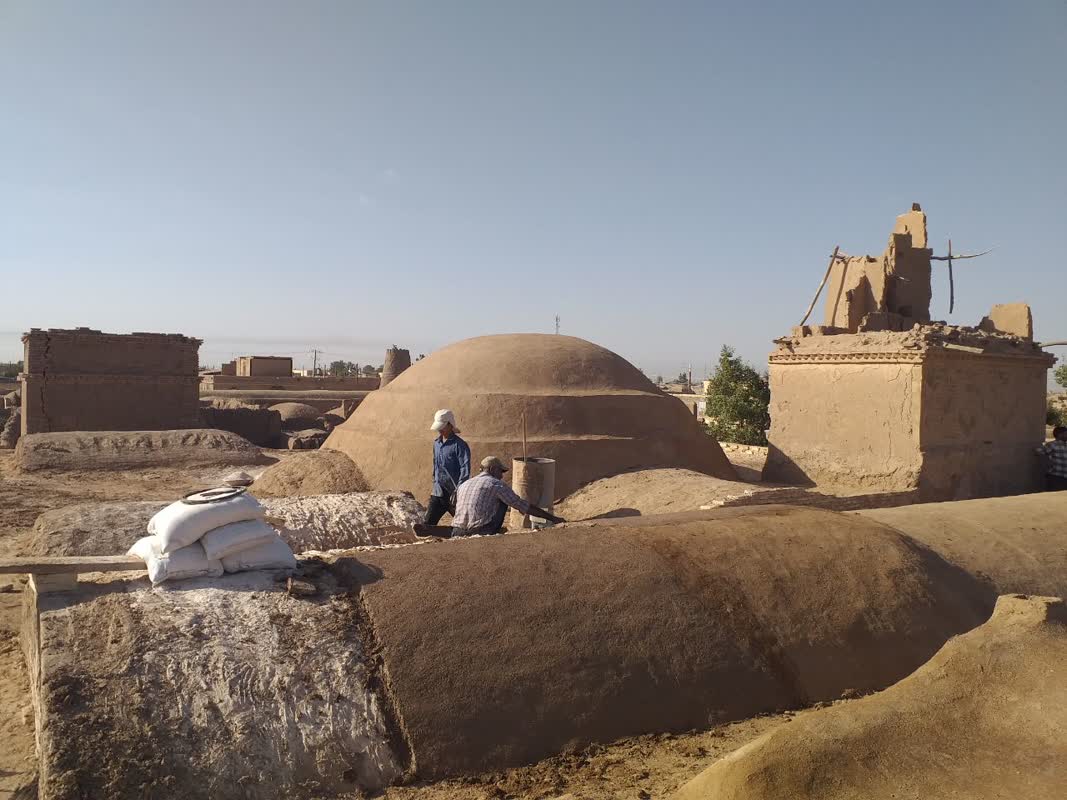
[324,334,734,498]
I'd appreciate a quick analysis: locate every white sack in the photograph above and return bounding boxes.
[221,534,297,573]
[148,492,265,554]
[200,519,277,561]
[128,536,224,586]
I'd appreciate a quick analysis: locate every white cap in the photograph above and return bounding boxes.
[430,408,459,433]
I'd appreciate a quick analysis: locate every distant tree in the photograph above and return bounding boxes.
[416,353,426,361]
[704,346,770,446]
[675,371,689,386]
[0,361,23,378]
[361,364,379,377]
[1055,364,1067,390]
[328,360,358,377]
[1048,402,1064,428]
[655,375,664,385]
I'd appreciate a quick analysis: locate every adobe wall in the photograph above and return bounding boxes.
[916,350,1049,499]
[765,329,1054,500]
[202,375,380,391]
[199,406,283,447]
[20,328,202,435]
[237,356,293,377]
[764,358,924,490]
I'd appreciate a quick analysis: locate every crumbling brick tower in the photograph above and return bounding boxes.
[764,207,1054,501]
[20,328,202,435]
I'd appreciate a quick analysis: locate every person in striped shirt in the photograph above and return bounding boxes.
[415,456,564,537]
[1036,425,1067,492]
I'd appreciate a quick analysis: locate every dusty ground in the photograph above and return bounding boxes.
[0,447,787,798]
[376,714,794,800]
[0,449,285,798]
[676,594,1067,799]
[0,445,1023,799]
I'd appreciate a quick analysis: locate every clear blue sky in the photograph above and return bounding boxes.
[1,1,1064,379]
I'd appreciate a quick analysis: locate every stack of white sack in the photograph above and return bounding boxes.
[127,489,297,585]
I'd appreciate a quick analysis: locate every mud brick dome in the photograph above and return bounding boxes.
[323,333,735,497]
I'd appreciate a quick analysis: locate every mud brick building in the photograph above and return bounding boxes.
[764,207,1055,500]
[20,327,202,435]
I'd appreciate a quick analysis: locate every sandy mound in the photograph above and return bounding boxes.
[263,493,423,550]
[674,594,1067,800]
[25,493,422,557]
[326,334,735,498]
[28,565,403,799]
[557,468,783,519]
[252,449,368,497]
[855,491,1067,597]
[15,429,266,471]
[349,506,989,779]
[269,402,322,427]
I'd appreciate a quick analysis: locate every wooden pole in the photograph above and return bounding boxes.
[799,245,841,326]
[948,238,955,314]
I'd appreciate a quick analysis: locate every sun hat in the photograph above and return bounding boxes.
[430,409,460,433]
[480,455,509,473]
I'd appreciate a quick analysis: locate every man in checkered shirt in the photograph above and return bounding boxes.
[416,456,564,537]
[1036,425,1067,492]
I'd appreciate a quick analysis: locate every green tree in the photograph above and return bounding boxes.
[0,361,23,378]
[361,364,379,377]
[1048,402,1065,428]
[328,360,358,377]
[704,346,770,446]
[1055,364,1067,390]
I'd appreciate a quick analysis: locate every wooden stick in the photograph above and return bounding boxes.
[948,238,955,314]
[799,245,841,326]
[0,555,144,575]
[522,410,528,462]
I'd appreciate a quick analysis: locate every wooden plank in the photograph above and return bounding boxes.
[29,573,78,593]
[0,555,144,575]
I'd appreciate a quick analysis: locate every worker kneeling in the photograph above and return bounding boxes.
[417,456,564,537]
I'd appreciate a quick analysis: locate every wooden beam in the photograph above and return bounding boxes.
[0,556,144,575]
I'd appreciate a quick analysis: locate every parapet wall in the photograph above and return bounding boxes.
[20,328,202,435]
[202,375,380,391]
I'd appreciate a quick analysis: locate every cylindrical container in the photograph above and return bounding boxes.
[380,347,412,388]
[508,457,556,529]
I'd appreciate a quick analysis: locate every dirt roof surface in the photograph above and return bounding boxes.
[856,491,1067,597]
[673,594,1067,800]
[325,334,735,498]
[15,429,267,471]
[556,468,784,519]
[348,507,989,780]
[31,566,402,800]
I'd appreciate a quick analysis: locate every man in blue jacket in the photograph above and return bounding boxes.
[424,408,471,525]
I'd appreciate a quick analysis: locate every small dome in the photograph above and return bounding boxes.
[269,402,322,424]
[324,334,734,497]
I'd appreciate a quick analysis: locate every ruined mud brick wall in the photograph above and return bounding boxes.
[824,206,932,332]
[20,328,202,435]
[236,355,293,377]
[199,406,282,447]
[201,374,380,391]
[764,331,1054,500]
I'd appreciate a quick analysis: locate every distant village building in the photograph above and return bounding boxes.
[19,327,201,435]
[236,356,293,378]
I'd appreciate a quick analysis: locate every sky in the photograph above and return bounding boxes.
[1,1,1064,380]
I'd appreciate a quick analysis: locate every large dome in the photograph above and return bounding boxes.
[323,334,735,497]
